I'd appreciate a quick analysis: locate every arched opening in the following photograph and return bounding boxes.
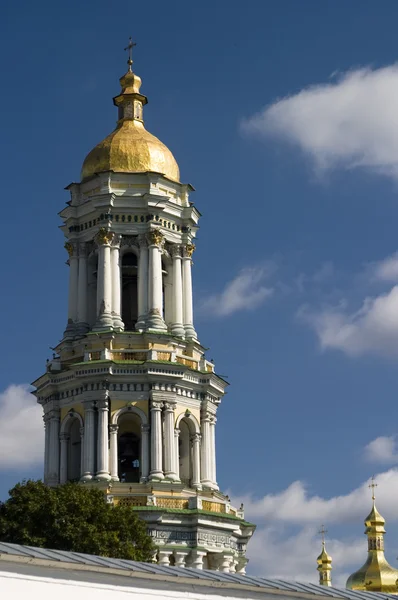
[178,419,192,486]
[67,418,81,481]
[118,413,141,483]
[121,252,138,330]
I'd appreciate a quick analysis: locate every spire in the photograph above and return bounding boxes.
[317,525,332,587]
[346,478,398,594]
[113,37,148,125]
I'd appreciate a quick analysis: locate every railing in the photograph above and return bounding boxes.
[176,356,197,370]
[202,501,225,513]
[89,352,101,361]
[117,496,147,507]
[156,498,189,509]
[157,351,171,361]
[112,351,147,361]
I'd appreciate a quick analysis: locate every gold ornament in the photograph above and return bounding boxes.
[64,242,74,257]
[95,228,114,245]
[185,243,195,258]
[147,229,164,247]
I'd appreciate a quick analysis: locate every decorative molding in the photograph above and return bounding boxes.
[169,244,182,258]
[64,241,77,257]
[182,243,195,258]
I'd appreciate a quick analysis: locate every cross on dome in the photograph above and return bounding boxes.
[124,36,137,71]
[369,476,378,502]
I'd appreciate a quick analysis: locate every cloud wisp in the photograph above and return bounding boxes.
[0,384,43,469]
[201,265,275,317]
[365,436,398,464]
[242,63,398,181]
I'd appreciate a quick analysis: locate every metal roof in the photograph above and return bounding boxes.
[0,542,395,599]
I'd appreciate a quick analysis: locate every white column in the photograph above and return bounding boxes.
[146,230,167,330]
[200,410,213,489]
[164,263,173,327]
[218,554,233,573]
[43,414,51,483]
[64,242,79,337]
[182,244,197,339]
[236,557,248,575]
[136,235,149,330]
[191,433,202,489]
[170,245,185,337]
[59,433,69,484]
[77,243,88,334]
[109,424,119,481]
[47,410,60,485]
[79,426,84,478]
[163,401,178,481]
[94,229,114,330]
[210,416,218,489]
[140,424,150,482]
[111,236,124,330]
[174,428,180,481]
[81,402,95,481]
[158,550,173,566]
[96,399,111,481]
[149,400,164,480]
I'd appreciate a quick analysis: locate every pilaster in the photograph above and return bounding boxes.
[146,229,167,331]
[93,228,114,330]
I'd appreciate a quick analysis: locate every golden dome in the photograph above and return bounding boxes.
[346,497,398,595]
[317,545,332,565]
[81,66,180,182]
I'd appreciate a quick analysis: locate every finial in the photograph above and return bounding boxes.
[124,36,136,72]
[319,524,328,547]
[369,475,378,503]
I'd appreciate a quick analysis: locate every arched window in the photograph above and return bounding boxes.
[67,418,81,481]
[121,252,138,330]
[178,419,192,486]
[118,413,141,483]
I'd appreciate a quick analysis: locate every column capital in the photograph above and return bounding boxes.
[83,400,96,412]
[201,409,212,422]
[151,400,163,411]
[138,233,148,248]
[65,241,78,258]
[170,244,182,258]
[146,229,164,248]
[182,243,195,259]
[109,424,119,434]
[97,400,109,411]
[110,234,122,249]
[191,432,201,444]
[94,227,114,247]
[60,432,69,442]
[78,242,89,257]
[141,424,150,433]
[163,401,176,412]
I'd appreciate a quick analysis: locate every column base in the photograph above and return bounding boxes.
[63,320,77,339]
[110,476,119,482]
[170,323,185,338]
[184,324,197,340]
[80,474,93,482]
[112,313,124,331]
[76,321,90,336]
[135,315,147,331]
[164,472,180,482]
[96,472,111,482]
[149,471,165,481]
[93,312,114,331]
[146,309,167,331]
[201,480,219,491]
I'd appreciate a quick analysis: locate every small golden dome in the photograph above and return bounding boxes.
[346,496,398,595]
[317,545,332,565]
[81,65,180,182]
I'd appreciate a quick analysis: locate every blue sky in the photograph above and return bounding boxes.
[4,0,398,584]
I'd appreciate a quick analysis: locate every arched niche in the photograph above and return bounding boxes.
[117,412,142,483]
[176,412,200,487]
[121,250,138,330]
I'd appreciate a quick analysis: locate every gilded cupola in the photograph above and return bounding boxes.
[346,478,398,595]
[317,526,332,587]
[81,39,180,183]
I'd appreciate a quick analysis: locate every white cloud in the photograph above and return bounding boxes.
[0,384,44,469]
[242,64,398,180]
[231,470,398,582]
[365,436,398,464]
[370,252,398,283]
[202,266,274,317]
[299,286,398,357]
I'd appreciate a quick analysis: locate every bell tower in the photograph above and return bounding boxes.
[32,45,255,572]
